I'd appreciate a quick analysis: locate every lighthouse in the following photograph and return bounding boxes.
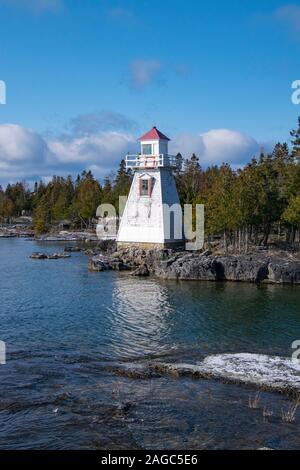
[117,127,183,249]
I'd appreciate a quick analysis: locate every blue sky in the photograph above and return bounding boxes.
[0,0,300,184]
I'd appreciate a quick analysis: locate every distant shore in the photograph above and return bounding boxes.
[0,223,98,242]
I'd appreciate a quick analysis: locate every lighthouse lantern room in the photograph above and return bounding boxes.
[117,127,183,249]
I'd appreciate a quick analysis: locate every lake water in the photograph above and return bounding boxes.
[1,238,300,449]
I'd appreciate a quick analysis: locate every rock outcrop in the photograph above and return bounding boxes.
[152,353,300,395]
[216,255,269,283]
[266,258,300,284]
[106,353,300,396]
[131,264,150,277]
[155,253,219,280]
[87,246,300,285]
[88,254,112,272]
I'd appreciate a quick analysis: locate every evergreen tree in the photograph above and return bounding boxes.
[34,195,51,233]
[76,172,102,221]
[291,117,300,161]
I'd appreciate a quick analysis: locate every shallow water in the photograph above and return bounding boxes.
[1,239,300,449]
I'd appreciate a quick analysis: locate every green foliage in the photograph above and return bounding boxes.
[282,195,300,228]
[76,171,102,220]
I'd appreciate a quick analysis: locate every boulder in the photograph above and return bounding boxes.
[88,254,111,272]
[131,264,150,277]
[64,246,81,252]
[111,260,131,271]
[47,253,71,260]
[30,252,71,260]
[267,258,300,284]
[155,253,219,280]
[84,249,100,256]
[216,255,269,282]
[30,252,48,259]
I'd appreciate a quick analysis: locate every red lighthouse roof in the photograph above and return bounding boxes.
[138,126,170,141]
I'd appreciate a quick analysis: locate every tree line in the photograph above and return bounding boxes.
[0,117,300,250]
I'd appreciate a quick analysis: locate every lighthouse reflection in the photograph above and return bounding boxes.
[109,276,174,359]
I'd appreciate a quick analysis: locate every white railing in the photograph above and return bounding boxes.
[125,154,182,170]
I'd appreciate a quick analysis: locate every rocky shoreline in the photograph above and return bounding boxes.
[89,247,300,284]
[107,353,300,397]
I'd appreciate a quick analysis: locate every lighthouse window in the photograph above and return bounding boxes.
[141,179,149,196]
[142,144,152,155]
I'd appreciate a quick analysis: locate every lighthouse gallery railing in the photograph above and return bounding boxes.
[125,154,182,170]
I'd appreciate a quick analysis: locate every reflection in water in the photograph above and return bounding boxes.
[109,276,173,358]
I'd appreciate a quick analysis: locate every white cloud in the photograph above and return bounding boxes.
[130,59,162,89]
[49,131,137,167]
[0,0,62,13]
[171,129,260,167]
[0,121,264,186]
[0,125,49,182]
[0,122,138,185]
[0,124,47,163]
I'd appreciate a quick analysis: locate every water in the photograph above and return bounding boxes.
[1,239,300,449]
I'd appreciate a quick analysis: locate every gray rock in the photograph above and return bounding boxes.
[30,252,48,259]
[30,252,71,260]
[47,253,71,260]
[111,261,131,271]
[88,254,112,272]
[64,246,81,252]
[131,264,150,277]
[155,253,219,280]
[84,249,100,256]
[86,245,300,285]
[216,255,269,282]
[267,258,300,284]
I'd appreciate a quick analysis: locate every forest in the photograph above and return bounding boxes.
[0,117,300,251]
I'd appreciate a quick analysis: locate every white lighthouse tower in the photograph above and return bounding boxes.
[117,127,183,249]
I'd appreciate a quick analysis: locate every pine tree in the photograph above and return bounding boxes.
[34,195,51,233]
[177,153,203,204]
[76,172,102,221]
[290,117,300,161]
